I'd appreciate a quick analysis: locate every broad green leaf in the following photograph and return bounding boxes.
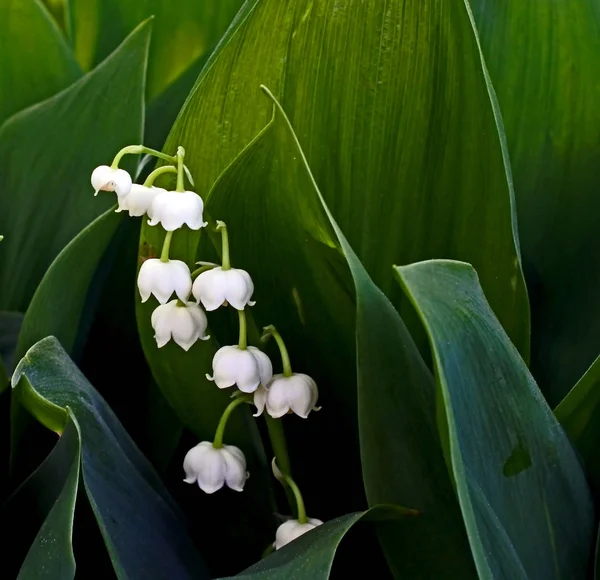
[0,0,80,126]
[221,506,414,580]
[13,336,209,579]
[555,353,600,493]
[16,207,123,361]
[0,311,23,392]
[164,0,529,359]
[69,0,243,99]
[0,20,150,312]
[231,89,474,577]
[8,414,80,580]
[470,0,600,403]
[396,259,594,578]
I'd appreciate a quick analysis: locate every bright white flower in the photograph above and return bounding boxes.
[207,346,272,393]
[151,300,209,350]
[192,266,255,311]
[255,373,319,419]
[116,184,165,217]
[183,441,248,494]
[148,190,207,231]
[91,165,132,197]
[274,518,324,550]
[138,258,192,304]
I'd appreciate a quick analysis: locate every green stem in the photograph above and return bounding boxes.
[176,146,185,192]
[265,415,297,517]
[160,231,173,262]
[143,165,177,187]
[213,395,250,448]
[191,264,217,279]
[262,325,292,377]
[111,145,176,168]
[216,221,230,270]
[238,309,247,350]
[284,474,308,524]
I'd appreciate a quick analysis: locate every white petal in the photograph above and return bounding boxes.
[253,385,267,417]
[211,346,240,389]
[151,301,178,348]
[91,166,132,196]
[170,304,200,351]
[148,190,207,231]
[224,269,254,310]
[192,268,229,311]
[247,347,273,386]
[180,191,206,230]
[137,259,192,304]
[113,169,133,196]
[170,260,193,302]
[186,302,209,340]
[195,446,226,494]
[221,445,248,492]
[287,374,318,419]
[234,350,261,393]
[274,519,322,550]
[265,375,291,419]
[122,184,164,217]
[183,441,212,484]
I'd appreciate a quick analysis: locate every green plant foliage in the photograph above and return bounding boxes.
[163,0,529,358]
[555,354,600,493]
[396,259,594,578]
[68,0,244,99]
[470,0,600,404]
[0,21,150,312]
[0,0,81,126]
[0,311,23,392]
[221,506,414,580]
[12,336,209,579]
[16,207,123,361]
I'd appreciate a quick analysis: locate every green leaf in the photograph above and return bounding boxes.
[165,0,529,359]
[395,259,594,578]
[16,207,123,361]
[469,0,600,403]
[0,20,150,312]
[0,311,23,392]
[8,414,80,580]
[221,506,414,580]
[554,353,600,493]
[69,0,244,99]
[0,0,81,126]
[13,336,209,579]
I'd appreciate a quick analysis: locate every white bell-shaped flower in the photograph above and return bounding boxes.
[183,441,248,494]
[274,518,324,550]
[151,300,209,350]
[207,345,272,393]
[138,258,192,304]
[148,190,207,231]
[116,184,165,217]
[255,373,319,419]
[192,267,255,311]
[91,165,132,197]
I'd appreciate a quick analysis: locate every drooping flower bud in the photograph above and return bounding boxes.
[274,518,324,550]
[148,190,207,231]
[207,345,272,393]
[192,267,255,311]
[138,258,192,304]
[254,373,319,419]
[183,441,248,494]
[151,300,209,350]
[116,184,165,217]
[91,165,132,197]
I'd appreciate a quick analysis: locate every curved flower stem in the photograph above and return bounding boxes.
[160,231,173,262]
[265,416,297,517]
[262,325,293,377]
[190,264,217,279]
[213,395,251,448]
[238,309,248,350]
[176,146,185,192]
[111,145,176,168]
[283,474,308,524]
[143,165,177,187]
[216,221,231,270]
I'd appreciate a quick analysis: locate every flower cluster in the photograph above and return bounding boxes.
[92,144,323,553]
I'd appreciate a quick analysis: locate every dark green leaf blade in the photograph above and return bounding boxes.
[14,414,80,580]
[221,506,414,580]
[396,259,594,578]
[470,0,600,403]
[0,311,23,391]
[0,20,150,311]
[165,0,529,358]
[16,207,123,361]
[13,336,209,579]
[555,353,600,494]
[0,0,81,126]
